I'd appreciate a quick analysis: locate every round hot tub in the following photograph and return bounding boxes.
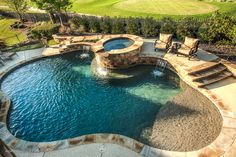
[103,38,134,51]
[93,35,144,69]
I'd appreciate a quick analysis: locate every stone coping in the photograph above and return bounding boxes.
[52,34,143,55]
[0,36,236,157]
[92,34,143,54]
[0,54,145,153]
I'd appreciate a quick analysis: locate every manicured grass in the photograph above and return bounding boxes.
[0,19,27,46]
[71,0,236,18]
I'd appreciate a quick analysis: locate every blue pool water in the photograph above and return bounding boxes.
[1,52,180,142]
[104,38,134,51]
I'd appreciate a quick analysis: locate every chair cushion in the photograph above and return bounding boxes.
[184,37,199,49]
[155,41,167,49]
[159,33,172,43]
[178,47,191,55]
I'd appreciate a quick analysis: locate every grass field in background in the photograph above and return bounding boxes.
[71,0,236,18]
[1,0,235,19]
[0,19,27,46]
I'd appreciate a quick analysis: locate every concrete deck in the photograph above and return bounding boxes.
[13,143,143,157]
[0,48,44,73]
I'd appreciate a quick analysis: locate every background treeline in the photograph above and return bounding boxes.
[29,12,236,46]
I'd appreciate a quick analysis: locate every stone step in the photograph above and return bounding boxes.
[197,71,233,88]
[192,65,228,82]
[187,62,221,75]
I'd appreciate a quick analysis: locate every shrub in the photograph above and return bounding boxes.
[160,17,177,35]
[100,16,112,34]
[29,22,60,40]
[70,16,89,33]
[69,17,79,30]
[112,17,126,34]
[141,17,160,37]
[229,25,236,45]
[199,12,235,44]
[126,17,141,35]
[88,16,101,33]
[176,17,201,40]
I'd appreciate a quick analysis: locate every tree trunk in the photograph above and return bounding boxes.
[17,11,24,23]
[57,12,64,26]
[48,12,56,24]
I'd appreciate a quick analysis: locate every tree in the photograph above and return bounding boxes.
[32,0,72,25]
[3,0,28,22]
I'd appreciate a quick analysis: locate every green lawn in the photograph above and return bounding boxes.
[71,0,236,18]
[0,19,27,46]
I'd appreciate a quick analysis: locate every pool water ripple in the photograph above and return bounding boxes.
[1,52,180,143]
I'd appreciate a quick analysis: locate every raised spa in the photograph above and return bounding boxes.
[1,51,180,142]
[103,38,134,51]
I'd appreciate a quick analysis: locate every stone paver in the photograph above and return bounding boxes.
[0,48,44,73]
[14,143,143,157]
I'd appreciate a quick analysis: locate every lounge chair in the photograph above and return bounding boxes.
[0,50,17,61]
[154,33,173,52]
[176,37,199,60]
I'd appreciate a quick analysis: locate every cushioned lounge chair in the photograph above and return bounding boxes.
[0,50,17,61]
[176,37,199,60]
[154,33,173,52]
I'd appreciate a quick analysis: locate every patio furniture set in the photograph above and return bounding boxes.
[0,50,17,65]
[154,33,200,60]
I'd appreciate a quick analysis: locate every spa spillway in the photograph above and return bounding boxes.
[93,34,144,69]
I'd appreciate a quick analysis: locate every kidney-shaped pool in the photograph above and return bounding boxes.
[1,51,180,142]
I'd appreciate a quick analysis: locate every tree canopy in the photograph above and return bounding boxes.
[32,0,72,12]
[3,0,28,22]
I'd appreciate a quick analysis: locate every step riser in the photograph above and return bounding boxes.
[188,62,220,75]
[198,74,233,88]
[192,68,227,82]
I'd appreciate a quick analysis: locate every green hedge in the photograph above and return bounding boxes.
[68,12,236,45]
[29,22,60,40]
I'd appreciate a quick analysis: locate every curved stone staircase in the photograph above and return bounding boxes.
[187,62,233,88]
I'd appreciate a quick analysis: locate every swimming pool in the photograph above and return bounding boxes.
[103,38,134,51]
[1,51,180,143]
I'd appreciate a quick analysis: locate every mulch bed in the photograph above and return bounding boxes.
[200,44,236,63]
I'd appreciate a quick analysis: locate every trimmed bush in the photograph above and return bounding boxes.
[100,16,112,34]
[199,12,235,44]
[160,17,177,35]
[176,17,201,40]
[229,25,236,45]
[126,17,141,35]
[88,16,101,33]
[70,16,89,33]
[141,17,160,37]
[112,17,126,34]
[29,22,60,39]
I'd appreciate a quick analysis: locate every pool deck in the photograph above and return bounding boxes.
[1,36,236,157]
